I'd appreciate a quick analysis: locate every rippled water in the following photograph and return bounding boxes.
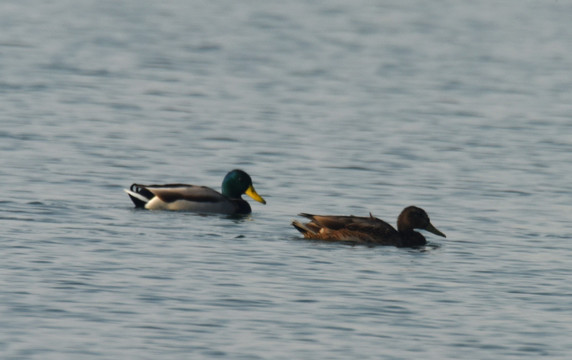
[2,1,572,359]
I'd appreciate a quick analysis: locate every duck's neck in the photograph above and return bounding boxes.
[399,231,427,247]
[232,199,251,214]
[397,222,413,233]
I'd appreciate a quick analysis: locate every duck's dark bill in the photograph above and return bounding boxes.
[426,223,446,238]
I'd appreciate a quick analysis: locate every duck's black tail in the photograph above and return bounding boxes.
[124,184,153,208]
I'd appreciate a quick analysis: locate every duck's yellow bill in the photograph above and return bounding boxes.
[245,185,266,204]
[426,223,446,238]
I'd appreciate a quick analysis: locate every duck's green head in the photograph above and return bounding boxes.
[221,169,266,204]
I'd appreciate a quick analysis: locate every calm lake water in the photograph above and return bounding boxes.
[1,1,572,359]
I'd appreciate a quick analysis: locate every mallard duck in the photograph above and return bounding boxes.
[292,206,445,247]
[124,169,266,214]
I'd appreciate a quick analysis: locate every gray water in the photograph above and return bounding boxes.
[2,1,572,359]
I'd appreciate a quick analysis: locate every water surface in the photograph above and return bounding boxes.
[1,1,572,359]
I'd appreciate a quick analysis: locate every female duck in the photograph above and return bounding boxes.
[124,169,266,214]
[292,206,445,247]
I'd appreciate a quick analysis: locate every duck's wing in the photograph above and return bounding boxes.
[126,183,235,211]
[299,213,397,234]
[295,213,399,242]
[144,184,225,203]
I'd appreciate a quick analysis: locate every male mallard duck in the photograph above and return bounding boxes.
[124,169,266,214]
[292,206,445,247]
